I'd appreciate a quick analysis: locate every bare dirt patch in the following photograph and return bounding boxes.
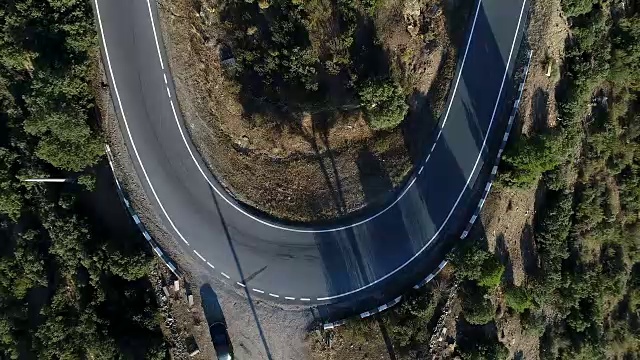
[156,0,467,222]
[152,264,217,359]
[478,0,568,357]
[517,0,568,136]
[481,188,538,287]
[308,321,390,360]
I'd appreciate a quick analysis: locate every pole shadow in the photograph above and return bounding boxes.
[375,313,397,360]
[304,113,347,216]
[208,188,274,360]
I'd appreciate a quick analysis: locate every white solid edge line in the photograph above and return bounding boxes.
[193,250,205,261]
[315,0,528,301]
[138,0,485,234]
[144,0,165,70]
[93,0,191,246]
[99,0,525,300]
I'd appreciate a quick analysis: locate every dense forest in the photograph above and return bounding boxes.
[0,0,167,358]
[497,0,640,357]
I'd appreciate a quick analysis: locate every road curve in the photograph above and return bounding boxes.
[93,0,528,303]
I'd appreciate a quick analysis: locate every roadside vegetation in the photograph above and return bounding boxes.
[160,0,469,221]
[312,0,640,358]
[0,0,167,358]
[497,0,640,357]
[224,0,409,129]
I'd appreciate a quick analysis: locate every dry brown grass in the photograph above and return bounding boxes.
[156,0,461,222]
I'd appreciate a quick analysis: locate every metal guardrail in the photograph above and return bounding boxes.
[103,48,534,328]
[458,50,534,241]
[105,144,181,277]
[321,50,535,331]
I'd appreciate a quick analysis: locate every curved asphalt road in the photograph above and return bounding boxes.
[93,0,528,303]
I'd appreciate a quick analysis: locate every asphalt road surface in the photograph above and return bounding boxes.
[93,0,528,304]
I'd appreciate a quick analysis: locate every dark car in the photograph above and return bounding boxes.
[209,322,233,360]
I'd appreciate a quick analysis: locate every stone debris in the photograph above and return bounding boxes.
[429,284,458,356]
[186,335,200,357]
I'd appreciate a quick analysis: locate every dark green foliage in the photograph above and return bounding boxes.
[532,190,573,303]
[504,286,534,313]
[223,0,406,129]
[358,79,408,130]
[0,149,23,221]
[457,330,509,360]
[383,284,445,351]
[0,0,168,358]
[520,310,546,337]
[610,16,640,90]
[460,283,494,325]
[0,0,103,171]
[501,132,566,187]
[449,242,504,289]
[561,0,597,17]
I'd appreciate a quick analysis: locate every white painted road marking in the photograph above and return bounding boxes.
[94,0,190,247]
[95,0,528,301]
[193,250,205,261]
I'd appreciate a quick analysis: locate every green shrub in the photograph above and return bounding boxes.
[478,258,504,289]
[384,286,444,349]
[520,310,546,337]
[461,284,495,325]
[459,341,509,360]
[463,297,494,325]
[504,286,534,313]
[449,242,505,289]
[562,0,597,18]
[77,174,96,191]
[358,79,408,131]
[501,133,566,188]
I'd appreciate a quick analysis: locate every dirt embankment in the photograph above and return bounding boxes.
[157,0,466,222]
[479,0,568,357]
